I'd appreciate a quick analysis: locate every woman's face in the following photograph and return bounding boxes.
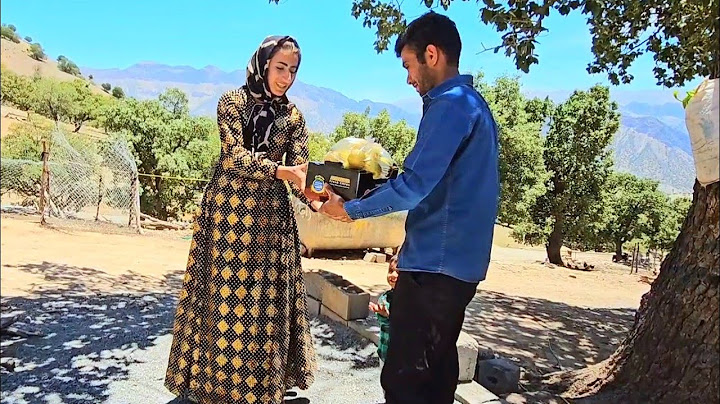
[266,50,299,96]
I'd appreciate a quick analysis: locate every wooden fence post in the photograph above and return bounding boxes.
[129,173,143,234]
[39,139,50,225]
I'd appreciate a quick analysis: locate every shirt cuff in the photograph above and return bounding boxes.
[343,200,363,220]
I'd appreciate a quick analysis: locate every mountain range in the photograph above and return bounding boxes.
[83,62,696,194]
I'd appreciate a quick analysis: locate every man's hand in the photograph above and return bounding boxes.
[319,187,353,222]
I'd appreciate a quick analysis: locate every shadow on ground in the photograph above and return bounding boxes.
[1,263,182,404]
[463,290,636,376]
[3,261,184,296]
[1,263,383,404]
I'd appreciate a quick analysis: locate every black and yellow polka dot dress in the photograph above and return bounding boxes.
[164,84,317,403]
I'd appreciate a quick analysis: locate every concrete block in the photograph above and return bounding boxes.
[363,252,387,263]
[306,296,321,317]
[321,280,370,321]
[457,331,480,382]
[363,252,378,262]
[303,271,327,300]
[304,269,370,321]
[454,381,500,404]
[475,358,521,395]
[320,304,347,326]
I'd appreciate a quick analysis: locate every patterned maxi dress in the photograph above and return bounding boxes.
[164,86,317,403]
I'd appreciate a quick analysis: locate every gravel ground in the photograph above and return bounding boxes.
[0,292,385,404]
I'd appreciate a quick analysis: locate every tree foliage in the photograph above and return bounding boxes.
[474,73,550,226]
[649,195,692,252]
[331,108,416,167]
[101,83,112,92]
[1,24,20,43]
[335,0,719,86]
[307,132,333,162]
[101,89,219,219]
[596,172,667,256]
[0,66,35,110]
[520,85,619,264]
[57,56,82,77]
[159,88,190,118]
[29,43,46,61]
[112,86,125,99]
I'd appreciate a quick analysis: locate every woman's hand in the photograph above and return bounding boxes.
[276,163,307,190]
[310,200,324,212]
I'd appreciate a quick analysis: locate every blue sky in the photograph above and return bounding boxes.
[2,0,701,105]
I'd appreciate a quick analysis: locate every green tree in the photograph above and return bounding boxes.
[598,172,667,257]
[31,78,74,123]
[307,132,332,162]
[112,86,125,99]
[101,83,112,92]
[301,1,720,402]
[345,0,717,87]
[24,36,31,43]
[525,85,619,264]
[0,25,20,43]
[64,80,104,132]
[0,66,35,111]
[648,195,692,253]
[29,43,46,61]
[100,89,218,219]
[57,56,82,77]
[331,108,416,167]
[473,73,550,227]
[159,87,190,118]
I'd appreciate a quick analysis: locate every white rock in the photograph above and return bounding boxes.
[457,331,480,382]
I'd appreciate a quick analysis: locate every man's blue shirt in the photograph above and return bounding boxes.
[344,74,499,283]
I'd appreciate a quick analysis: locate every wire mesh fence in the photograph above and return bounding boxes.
[1,127,141,232]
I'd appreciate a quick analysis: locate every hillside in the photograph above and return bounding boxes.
[1,38,106,95]
[83,63,420,132]
[612,127,695,194]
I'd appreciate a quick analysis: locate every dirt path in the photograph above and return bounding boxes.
[1,213,653,380]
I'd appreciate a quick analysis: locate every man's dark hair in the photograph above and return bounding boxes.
[394,11,461,67]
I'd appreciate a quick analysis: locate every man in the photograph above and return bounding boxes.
[320,11,499,404]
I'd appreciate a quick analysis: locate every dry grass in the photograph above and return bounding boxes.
[1,37,107,95]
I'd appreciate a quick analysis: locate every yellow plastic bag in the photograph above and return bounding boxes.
[324,137,396,179]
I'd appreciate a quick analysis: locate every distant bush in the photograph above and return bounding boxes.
[8,25,16,32]
[112,86,125,99]
[101,83,111,92]
[58,57,82,76]
[24,36,32,43]
[29,43,46,61]
[0,66,35,111]
[1,25,20,43]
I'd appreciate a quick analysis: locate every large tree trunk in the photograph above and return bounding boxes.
[557,181,719,403]
[615,240,623,259]
[547,214,564,265]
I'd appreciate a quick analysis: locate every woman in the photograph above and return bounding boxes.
[165,35,321,404]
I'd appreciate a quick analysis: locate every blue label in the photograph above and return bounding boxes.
[312,176,325,193]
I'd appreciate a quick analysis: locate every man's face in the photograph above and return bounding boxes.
[400,46,434,96]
